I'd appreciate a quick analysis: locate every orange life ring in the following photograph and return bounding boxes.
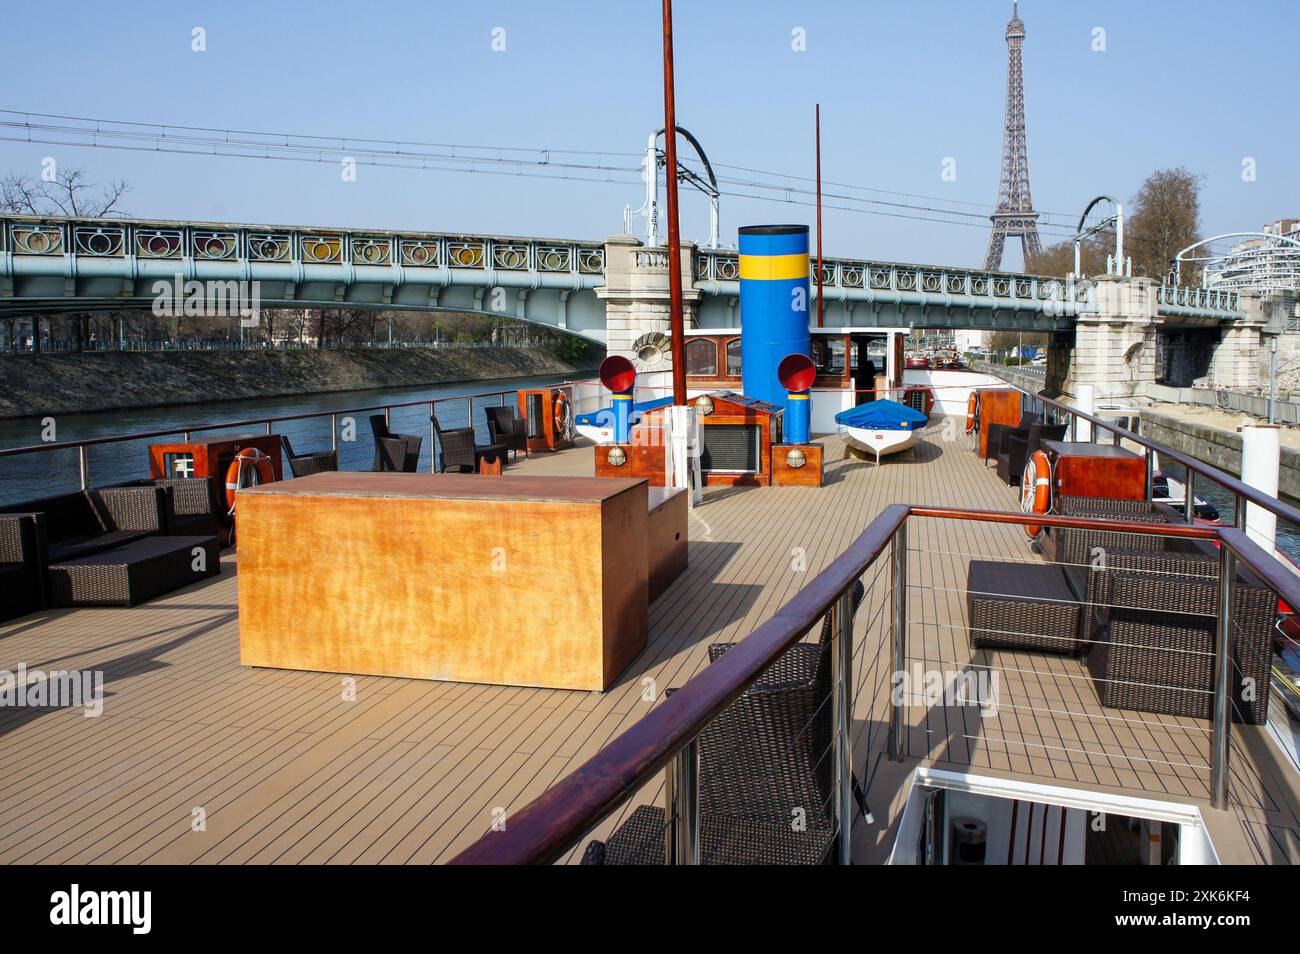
[552,390,571,439]
[965,393,977,433]
[1020,450,1052,537]
[225,447,275,513]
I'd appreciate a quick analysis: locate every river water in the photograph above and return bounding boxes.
[0,373,570,505]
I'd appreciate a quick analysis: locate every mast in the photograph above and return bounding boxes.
[815,103,824,329]
[661,0,686,405]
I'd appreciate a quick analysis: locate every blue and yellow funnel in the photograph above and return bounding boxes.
[739,225,812,407]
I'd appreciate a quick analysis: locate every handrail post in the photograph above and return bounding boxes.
[78,444,90,490]
[889,521,907,762]
[1212,542,1236,810]
[1144,449,1153,502]
[265,420,273,435]
[663,738,700,864]
[429,402,437,473]
[831,586,855,864]
[1184,471,1195,524]
[330,414,338,453]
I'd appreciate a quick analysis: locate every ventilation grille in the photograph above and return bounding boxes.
[700,424,761,473]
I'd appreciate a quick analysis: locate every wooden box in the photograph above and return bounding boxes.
[976,389,1022,458]
[647,487,688,600]
[237,472,649,691]
[697,391,781,487]
[517,387,575,453]
[1042,440,1146,501]
[771,443,824,487]
[594,428,667,487]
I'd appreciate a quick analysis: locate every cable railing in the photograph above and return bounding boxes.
[450,503,1299,865]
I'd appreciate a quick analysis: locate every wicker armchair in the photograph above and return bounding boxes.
[0,512,48,621]
[484,406,528,460]
[280,435,338,478]
[430,414,478,473]
[369,415,423,472]
[583,580,866,865]
[997,422,1068,485]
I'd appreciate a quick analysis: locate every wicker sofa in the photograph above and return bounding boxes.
[0,513,48,621]
[1049,495,1275,725]
[0,487,221,609]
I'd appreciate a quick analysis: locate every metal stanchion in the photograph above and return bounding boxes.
[831,586,855,863]
[889,523,908,762]
[664,739,700,864]
[1211,543,1236,810]
[78,445,90,490]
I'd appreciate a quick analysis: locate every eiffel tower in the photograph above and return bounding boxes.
[984,1,1042,271]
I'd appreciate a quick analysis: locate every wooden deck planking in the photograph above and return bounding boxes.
[0,425,1297,863]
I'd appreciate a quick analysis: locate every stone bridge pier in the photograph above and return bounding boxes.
[1045,275,1265,402]
[596,235,699,377]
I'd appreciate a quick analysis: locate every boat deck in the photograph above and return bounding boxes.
[1,427,1298,864]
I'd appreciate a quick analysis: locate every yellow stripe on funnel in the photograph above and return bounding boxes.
[738,253,809,281]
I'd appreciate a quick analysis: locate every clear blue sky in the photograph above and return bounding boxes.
[3,0,1295,269]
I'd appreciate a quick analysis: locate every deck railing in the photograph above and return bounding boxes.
[0,381,581,504]
[451,504,1298,865]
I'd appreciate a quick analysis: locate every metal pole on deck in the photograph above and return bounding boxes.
[889,523,908,762]
[815,104,824,329]
[831,586,855,863]
[1184,470,1195,524]
[664,739,700,864]
[78,445,89,490]
[661,0,686,407]
[1211,543,1236,810]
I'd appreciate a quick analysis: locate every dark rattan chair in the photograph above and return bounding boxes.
[0,512,48,620]
[484,405,528,460]
[997,422,1067,485]
[984,410,1040,464]
[114,477,223,536]
[430,414,478,473]
[370,415,423,473]
[582,580,866,865]
[280,435,338,478]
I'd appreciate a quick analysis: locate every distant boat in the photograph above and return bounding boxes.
[835,398,929,464]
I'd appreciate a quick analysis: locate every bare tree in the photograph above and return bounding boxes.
[1125,167,1202,282]
[2,166,130,352]
[1,166,129,218]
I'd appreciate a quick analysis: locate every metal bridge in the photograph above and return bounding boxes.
[0,214,1245,343]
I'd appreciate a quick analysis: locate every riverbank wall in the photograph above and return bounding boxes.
[0,347,601,419]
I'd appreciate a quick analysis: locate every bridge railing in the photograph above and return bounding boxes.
[0,214,605,275]
[694,249,1242,315]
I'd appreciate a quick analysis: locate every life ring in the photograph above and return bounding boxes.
[965,392,978,433]
[225,447,275,513]
[1020,450,1052,538]
[552,391,572,439]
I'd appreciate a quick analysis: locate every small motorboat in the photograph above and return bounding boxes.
[835,398,929,464]
[1151,470,1221,521]
[574,396,674,443]
[905,355,930,370]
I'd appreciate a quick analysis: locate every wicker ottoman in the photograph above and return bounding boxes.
[48,535,220,608]
[968,560,1082,655]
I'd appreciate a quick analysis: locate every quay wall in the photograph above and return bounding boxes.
[1140,408,1300,502]
[0,347,600,419]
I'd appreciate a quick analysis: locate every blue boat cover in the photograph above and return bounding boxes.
[834,398,928,430]
[576,396,675,428]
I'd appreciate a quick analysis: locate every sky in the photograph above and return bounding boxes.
[2,0,1296,270]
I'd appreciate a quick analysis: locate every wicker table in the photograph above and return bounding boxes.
[968,560,1082,655]
[48,535,221,607]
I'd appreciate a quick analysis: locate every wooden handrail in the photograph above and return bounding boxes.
[0,382,568,458]
[448,503,912,865]
[993,373,1300,531]
[908,505,1221,538]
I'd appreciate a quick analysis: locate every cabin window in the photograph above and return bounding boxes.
[725,338,742,377]
[686,338,718,376]
[813,337,845,375]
